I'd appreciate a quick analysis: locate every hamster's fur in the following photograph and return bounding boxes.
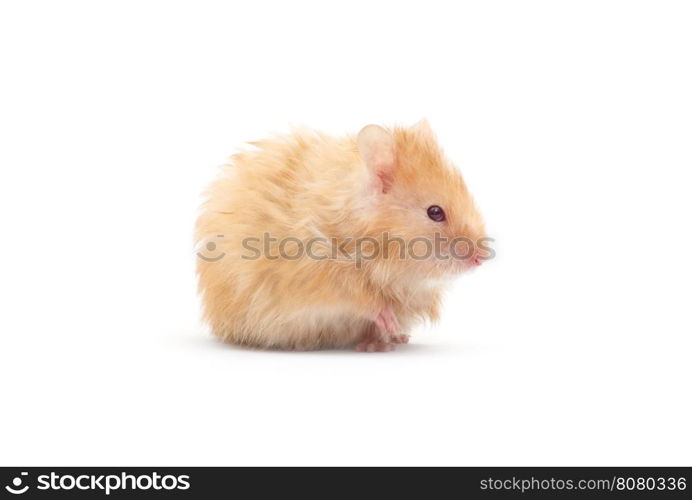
[195,120,486,351]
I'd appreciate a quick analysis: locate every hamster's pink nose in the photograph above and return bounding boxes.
[471,255,482,266]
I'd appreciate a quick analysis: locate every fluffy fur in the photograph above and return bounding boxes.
[195,120,485,350]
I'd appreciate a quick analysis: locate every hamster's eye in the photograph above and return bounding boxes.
[427,205,446,222]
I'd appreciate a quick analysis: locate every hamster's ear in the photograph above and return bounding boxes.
[357,124,396,194]
[412,118,433,136]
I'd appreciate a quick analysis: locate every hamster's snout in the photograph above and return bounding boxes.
[466,246,492,269]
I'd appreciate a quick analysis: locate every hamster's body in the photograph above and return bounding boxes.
[195,121,486,351]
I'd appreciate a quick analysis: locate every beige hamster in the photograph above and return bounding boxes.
[195,120,487,351]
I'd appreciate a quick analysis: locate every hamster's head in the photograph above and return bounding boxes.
[358,120,488,279]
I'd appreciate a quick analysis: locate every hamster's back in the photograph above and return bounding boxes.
[195,131,371,349]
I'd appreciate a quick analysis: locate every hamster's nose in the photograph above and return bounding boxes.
[471,256,482,266]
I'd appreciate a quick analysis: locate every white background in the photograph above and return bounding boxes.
[1,1,690,466]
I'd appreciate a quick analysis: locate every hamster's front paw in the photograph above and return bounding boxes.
[355,338,395,352]
[375,306,408,343]
[387,333,410,344]
[356,322,394,352]
[356,307,406,352]
[374,306,398,335]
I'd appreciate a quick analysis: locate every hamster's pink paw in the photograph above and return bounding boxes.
[387,333,409,344]
[355,341,395,352]
[356,307,403,352]
[356,325,396,353]
[374,306,399,335]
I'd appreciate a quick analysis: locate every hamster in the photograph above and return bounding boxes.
[195,120,487,352]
